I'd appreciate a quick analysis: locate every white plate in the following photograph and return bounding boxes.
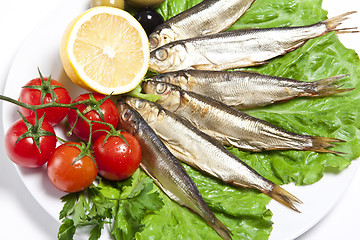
[1,0,359,240]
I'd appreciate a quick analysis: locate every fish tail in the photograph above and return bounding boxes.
[208,217,233,240]
[266,185,302,212]
[306,136,346,154]
[323,11,359,34]
[198,203,233,240]
[310,74,354,96]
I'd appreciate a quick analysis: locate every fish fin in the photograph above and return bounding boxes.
[306,74,354,97]
[306,136,346,154]
[283,40,307,53]
[324,11,359,34]
[334,27,359,34]
[193,53,225,70]
[266,185,302,213]
[253,60,270,66]
[193,63,222,70]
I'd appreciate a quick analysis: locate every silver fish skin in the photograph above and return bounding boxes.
[152,70,353,109]
[149,0,255,51]
[142,80,344,153]
[117,100,233,240]
[149,12,357,73]
[125,96,302,212]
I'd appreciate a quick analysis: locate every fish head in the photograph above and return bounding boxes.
[142,81,182,112]
[124,97,160,125]
[151,71,190,90]
[149,43,187,73]
[117,100,141,136]
[149,27,176,51]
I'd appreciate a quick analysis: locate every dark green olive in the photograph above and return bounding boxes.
[134,8,164,35]
[91,0,125,9]
[126,0,165,8]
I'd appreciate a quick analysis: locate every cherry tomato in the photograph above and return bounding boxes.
[47,142,98,193]
[5,117,57,168]
[18,76,71,126]
[67,93,119,142]
[92,131,142,181]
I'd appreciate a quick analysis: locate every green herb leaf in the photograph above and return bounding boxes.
[58,218,76,240]
[59,193,79,220]
[128,180,164,220]
[89,223,103,240]
[88,186,114,219]
[73,194,89,226]
[111,171,164,239]
[57,172,164,240]
[57,186,115,240]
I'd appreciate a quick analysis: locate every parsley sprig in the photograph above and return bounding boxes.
[58,170,164,240]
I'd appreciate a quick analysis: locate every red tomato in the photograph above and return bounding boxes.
[47,142,98,193]
[5,117,57,168]
[92,131,142,181]
[67,93,119,142]
[18,77,71,126]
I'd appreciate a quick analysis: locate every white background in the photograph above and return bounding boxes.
[0,0,360,239]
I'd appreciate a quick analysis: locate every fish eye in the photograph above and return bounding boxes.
[135,99,146,109]
[121,109,132,121]
[149,36,159,49]
[156,82,167,94]
[155,48,168,61]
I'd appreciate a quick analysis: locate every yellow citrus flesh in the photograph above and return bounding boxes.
[60,7,149,95]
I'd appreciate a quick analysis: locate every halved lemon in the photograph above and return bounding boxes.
[60,7,149,95]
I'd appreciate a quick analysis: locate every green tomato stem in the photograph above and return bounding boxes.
[0,94,92,111]
[0,93,114,153]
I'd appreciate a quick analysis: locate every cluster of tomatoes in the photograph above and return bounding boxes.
[4,73,142,193]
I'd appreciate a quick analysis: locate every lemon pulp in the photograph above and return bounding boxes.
[60,7,149,95]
